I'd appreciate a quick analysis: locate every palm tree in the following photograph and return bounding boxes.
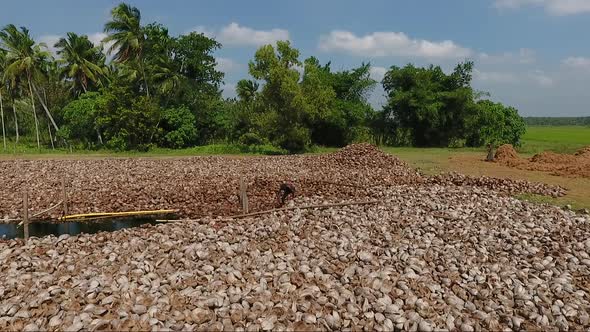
[0,25,60,141]
[55,32,105,96]
[103,3,150,96]
[236,79,259,103]
[0,25,48,148]
[152,55,183,97]
[0,50,7,150]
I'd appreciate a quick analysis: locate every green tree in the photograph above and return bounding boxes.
[466,100,526,147]
[0,49,6,149]
[104,3,150,96]
[95,78,160,151]
[248,41,310,152]
[236,79,259,103]
[0,24,53,148]
[300,58,377,146]
[380,62,476,147]
[55,32,106,96]
[59,92,102,147]
[160,106,197,148]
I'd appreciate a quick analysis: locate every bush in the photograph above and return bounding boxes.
[96,88,161,151]
[59,92,102,148]
[243,144,288,155]
[275,126,310,154]
[161,107,197,148]
[465,100,526,147]
[238,132,267,146]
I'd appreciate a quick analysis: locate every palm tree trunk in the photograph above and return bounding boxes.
[28,79,40,149]
[12,98,18,146]
[47,121,55,150]
[139,59,150,97]
[31,83,59,132]
[96,125,103,145]
[0,90,6,151]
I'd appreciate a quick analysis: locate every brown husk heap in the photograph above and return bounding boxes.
[0,144,566,220]
[494,144,590,178]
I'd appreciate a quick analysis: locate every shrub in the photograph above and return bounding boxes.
[238,132,267,146]
[59,92,102,148]
[161,107,197,148]
[276,126,310,154]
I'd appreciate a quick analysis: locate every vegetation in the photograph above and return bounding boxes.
[520,126,590,154]
[524,117,590,126]
[1,3,529,154]
[377,62,525,148]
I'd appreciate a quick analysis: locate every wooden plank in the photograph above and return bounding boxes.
[239,177,248,214]
[62,178,68,217]
[23,191,29,241]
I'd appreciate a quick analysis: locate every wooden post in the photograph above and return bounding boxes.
[23,191,29,241]
[239,177,249,214]
[62,178,68,217]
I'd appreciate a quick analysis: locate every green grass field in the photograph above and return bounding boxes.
[1,125,587,157]
[519,125,590,155]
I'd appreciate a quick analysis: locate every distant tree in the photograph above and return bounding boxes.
[523,116,590,126]
[465,100,526,147]
[0,24,53,148]
[248,41,310,153]
[104,3,150,96]
[95,81,160,151]
[0,49,6,149]
[55,32,106,95]
[236,79,259,103]
[159,106,197,148]
[59,92,102,147]
[380,62,477,147]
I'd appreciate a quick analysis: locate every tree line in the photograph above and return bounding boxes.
[0,3,526,154]
[524,117,590,126]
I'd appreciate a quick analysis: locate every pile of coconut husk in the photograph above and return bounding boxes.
[494,144,590,178]
[0,144,569,221]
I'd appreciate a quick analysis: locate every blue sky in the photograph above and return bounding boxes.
[1,0,590,116]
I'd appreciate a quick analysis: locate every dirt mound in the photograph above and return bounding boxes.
[493,143,590,178]
[494,144,518,161]
[575,146,590,157]
[530,151,578,164]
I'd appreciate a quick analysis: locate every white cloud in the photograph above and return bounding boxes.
[189,23,290,47]
[474,68,553,86]
[37,35,61,55]
[478,48,536,64]
[562,56,590,70]
[318,30,472,58]
[473,69,520,83]
[530,70,554,86]
[369,66,388,81]
[494,0,590,15]
[216,57,241,73]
